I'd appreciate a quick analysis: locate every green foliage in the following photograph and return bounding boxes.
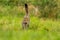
[0,1,60,40]
[0,0,60,19]
[38,0,58,18]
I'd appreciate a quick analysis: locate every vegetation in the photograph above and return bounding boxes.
[0,0,60,40]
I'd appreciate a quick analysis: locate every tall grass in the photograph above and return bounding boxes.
[0,6,60,40]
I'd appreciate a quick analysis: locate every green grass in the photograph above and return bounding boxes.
[0,16,60,40]
[0,6,60,40]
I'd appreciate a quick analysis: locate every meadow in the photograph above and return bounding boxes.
[0,6,60,40]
